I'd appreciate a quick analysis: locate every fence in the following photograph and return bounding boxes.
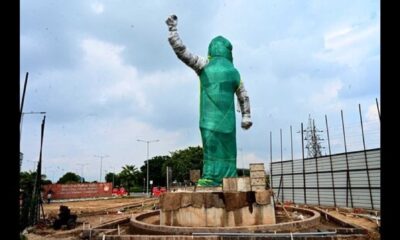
[269,101,380,210]
[271,149,380,210]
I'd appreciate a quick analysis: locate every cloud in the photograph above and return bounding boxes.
[20,35,204,180]
[316,22,380,67]
[91,2,104,14]
[38,116,185,181]
[80,38,151,112]
[20,0,380,182]
[82,38,124,67]
[310,80,343,108]
[366,103,380,122]
[364,103,380,149]
[240,152,266,169]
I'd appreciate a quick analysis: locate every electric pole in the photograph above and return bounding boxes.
[302,115,324,158]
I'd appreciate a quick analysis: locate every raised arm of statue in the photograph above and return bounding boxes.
[165,15,208,75]
[236,81,253,130]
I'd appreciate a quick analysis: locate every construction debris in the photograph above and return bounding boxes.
[52,205,77,230]
[292,211,305,221]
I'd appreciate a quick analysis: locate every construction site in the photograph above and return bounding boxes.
[20,89,381,239]
[21,183,380,240]
[20,2,380,239]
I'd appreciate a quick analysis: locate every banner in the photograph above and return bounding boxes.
[42,183,113,200]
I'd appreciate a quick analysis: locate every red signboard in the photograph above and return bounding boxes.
[42,182,113,200]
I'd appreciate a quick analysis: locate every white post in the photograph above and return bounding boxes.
[166,166,169,191]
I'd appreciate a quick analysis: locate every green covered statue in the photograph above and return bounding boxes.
[166,15,252,186]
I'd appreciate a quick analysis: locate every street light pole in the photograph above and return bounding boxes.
[94,155,109,182]
[77,163,88,183]
[137,139,159,197]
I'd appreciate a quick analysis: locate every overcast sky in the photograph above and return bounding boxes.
[20,0,380,182]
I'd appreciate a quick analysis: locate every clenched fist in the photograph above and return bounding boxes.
[241,114,253,130]
[165,15,178,31]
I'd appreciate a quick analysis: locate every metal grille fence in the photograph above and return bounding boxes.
[271,148,380,210]
[269,101,380,210]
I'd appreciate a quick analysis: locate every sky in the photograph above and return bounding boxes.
[20,0,380,183]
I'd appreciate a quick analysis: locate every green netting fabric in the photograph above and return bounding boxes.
[197,36,240,187]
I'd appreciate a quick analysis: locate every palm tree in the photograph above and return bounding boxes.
[119,165,140,192]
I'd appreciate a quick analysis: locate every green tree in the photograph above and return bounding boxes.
[105,172,120,187]
[57,172,81,184]
[140,155,170,187]
[20,171,50,189]
[163,146,203,183]
[119,165,140,192]
[20,171,50,231]
[42,179,52,185]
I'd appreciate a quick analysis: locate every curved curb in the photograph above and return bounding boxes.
[130,206,320,235]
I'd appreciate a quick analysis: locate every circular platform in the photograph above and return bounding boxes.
[130,206,321,235]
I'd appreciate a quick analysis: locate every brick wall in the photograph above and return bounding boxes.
[42,182,113,200]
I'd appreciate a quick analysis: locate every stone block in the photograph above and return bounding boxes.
[250,170,265,178]
[223,177,251,192]
[251,177,266,186]
[249,163,265,171]
[251,185,266,191]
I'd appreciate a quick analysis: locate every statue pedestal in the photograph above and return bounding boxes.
[159,190,275,227]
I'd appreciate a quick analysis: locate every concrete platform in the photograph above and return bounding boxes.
[158,190,275,227]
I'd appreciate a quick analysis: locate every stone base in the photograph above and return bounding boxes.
[159,190,275,227]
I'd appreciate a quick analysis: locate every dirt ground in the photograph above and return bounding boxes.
[23,198,380,240]
[327,209,380,240]
[327,210,379,232]
[42,197,152,216]
[23,196,157,240]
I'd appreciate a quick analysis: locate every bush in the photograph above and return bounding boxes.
[129,185,143,193]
